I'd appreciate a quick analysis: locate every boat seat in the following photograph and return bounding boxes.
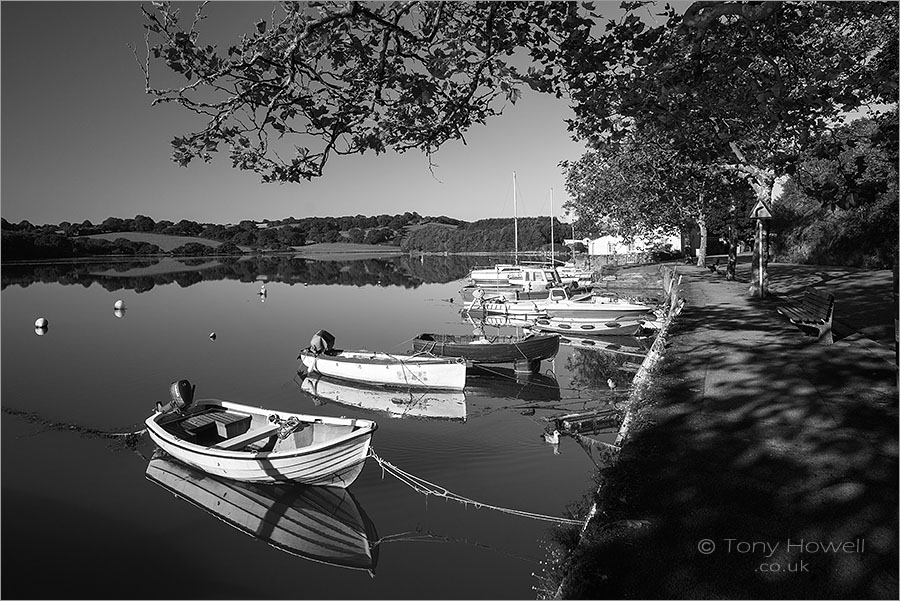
[181,410,251,438]
[212,423,280,451]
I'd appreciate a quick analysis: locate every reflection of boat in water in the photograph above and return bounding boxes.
[146,456,378,572]
[555,333,652,357]
[464,366,561,403]
[301,375,467,421]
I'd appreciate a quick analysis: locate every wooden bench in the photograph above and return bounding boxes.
[776,287,835,344]
[212,423,280,450]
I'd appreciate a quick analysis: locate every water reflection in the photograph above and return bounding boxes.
[145,455,379,573]
[464,366,561,403]
[299,374,467,421]
[1,254,484,292]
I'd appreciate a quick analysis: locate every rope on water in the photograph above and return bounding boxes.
[368,449,584,527]
[2,407,147,445]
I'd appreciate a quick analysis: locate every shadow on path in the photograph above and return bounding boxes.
[561,265,898,599]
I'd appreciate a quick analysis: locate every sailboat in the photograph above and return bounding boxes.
[466,172,524,286]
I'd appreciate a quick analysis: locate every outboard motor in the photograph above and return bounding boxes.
[308,329,335,355]
[155,379,195,414]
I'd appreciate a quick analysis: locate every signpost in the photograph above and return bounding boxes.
[748,198,773,298]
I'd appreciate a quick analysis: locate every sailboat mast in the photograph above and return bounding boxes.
[550,188,555,266]
[513,171,518,265]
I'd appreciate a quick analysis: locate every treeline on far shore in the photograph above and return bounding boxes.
[0,213,577,261]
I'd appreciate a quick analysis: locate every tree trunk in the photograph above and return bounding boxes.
[696,213,708,268]
[726,143,773,297]
[726,199,737,280]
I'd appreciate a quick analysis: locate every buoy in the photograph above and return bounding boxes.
[114,309,126,319]
[607,378,617,389]
[114,299,125,310]
[35,317,48,328]
[34,326,47,336]
[209,332,217,340]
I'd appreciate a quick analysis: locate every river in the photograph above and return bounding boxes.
[1,254,647,599]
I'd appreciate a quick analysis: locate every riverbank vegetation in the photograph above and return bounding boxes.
[0,213,578,262]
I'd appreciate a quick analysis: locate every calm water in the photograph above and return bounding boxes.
[1,255,644,599]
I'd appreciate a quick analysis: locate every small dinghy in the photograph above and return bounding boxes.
[298,330,467,390]
[411,332,559,374]
[145,380,377,487]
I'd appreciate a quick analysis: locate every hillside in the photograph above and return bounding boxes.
[83,232,227,252]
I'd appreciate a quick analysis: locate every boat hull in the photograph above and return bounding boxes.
[531,316,650,336]
[301,375,467,421]
[145,399,376,487]
[459,285,575,303]
[411,333,559,364]
[146,457,378,571]
[468,264,521,285]
[299,349,467,390]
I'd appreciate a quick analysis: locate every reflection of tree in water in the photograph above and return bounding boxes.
[566,348,633,392]
[1,254,485,292]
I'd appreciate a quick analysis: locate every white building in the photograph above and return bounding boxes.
[566,232,682,256]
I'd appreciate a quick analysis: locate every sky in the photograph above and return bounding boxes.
[1,1,595,226]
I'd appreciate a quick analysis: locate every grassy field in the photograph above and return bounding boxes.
[82,233,401,256]
[82,232,224,252]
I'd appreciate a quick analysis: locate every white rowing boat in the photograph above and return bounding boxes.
[145,380,376,487]
[298,330,467,390]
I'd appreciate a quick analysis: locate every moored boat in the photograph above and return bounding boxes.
[458,283,587,303]
[555,261,594,284]
[299,330,467,390]
[467,263,522,286]
[531,315,653,337]
[506,265,564,292]
[301,374,467,421]
[145,380,377,487]
[146,456,379,572]
[467,285,656,320]
[411,331,560,373]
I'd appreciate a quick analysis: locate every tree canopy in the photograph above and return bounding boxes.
[142,1,897,194]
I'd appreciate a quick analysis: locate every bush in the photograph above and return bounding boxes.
[171,242,214,256]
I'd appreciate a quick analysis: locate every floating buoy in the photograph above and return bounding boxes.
[114,299,125,310]
[34,317,48,328]
[34,326,47,336]
[209,332,217,340]
[114,309,126,319]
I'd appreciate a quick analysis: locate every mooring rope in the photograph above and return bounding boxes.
[368,449,584,526]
